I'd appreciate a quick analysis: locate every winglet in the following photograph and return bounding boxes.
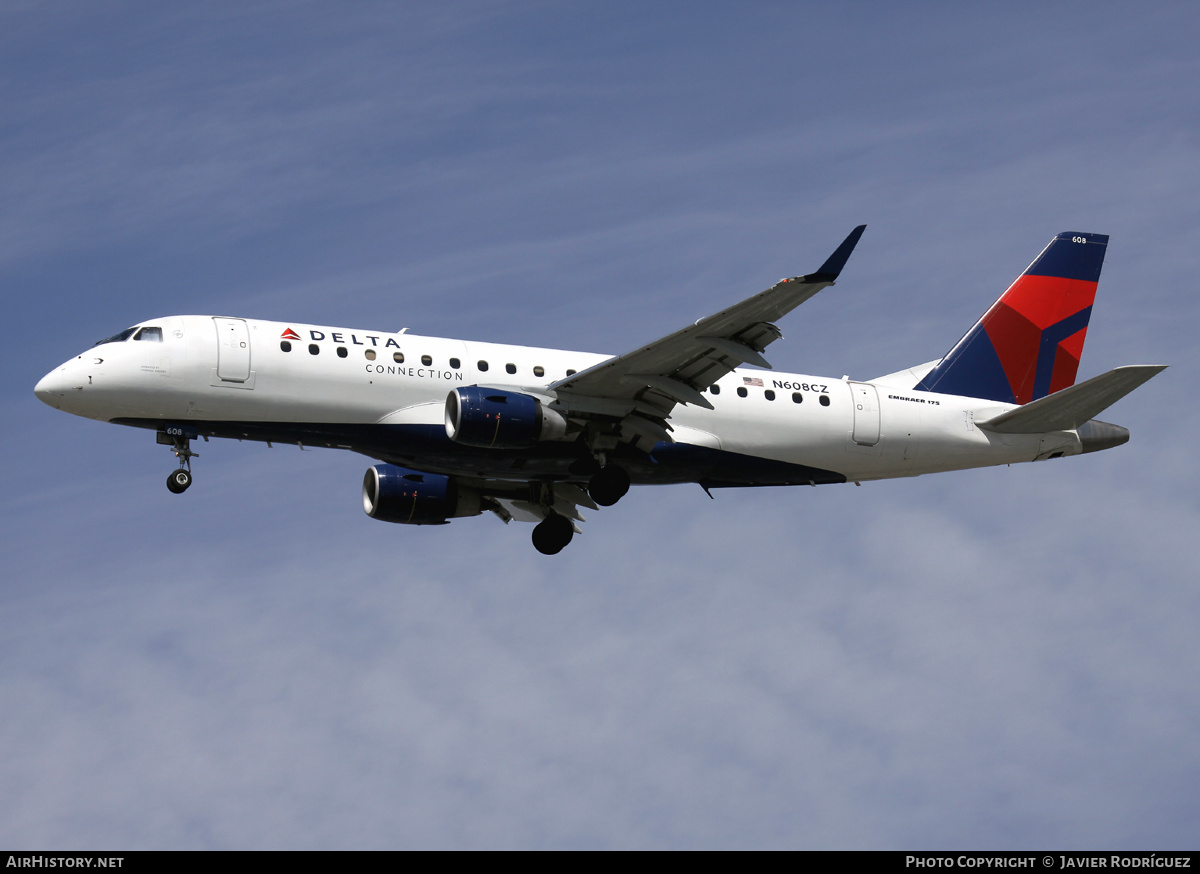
[807,225,867,283]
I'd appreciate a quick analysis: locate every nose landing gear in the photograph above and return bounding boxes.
[166,467,192,494]
[157,430,199,494]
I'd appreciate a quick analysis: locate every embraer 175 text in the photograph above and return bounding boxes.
[35,228,1164,554]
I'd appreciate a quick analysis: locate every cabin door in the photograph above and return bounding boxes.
[214,318,252,382]
[850,382,880,446]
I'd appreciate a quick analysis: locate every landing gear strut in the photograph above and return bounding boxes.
[532,513,574,555]
[158,431,198,494]
[587,464,630,507]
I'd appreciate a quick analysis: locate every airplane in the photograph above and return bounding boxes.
[34,227,1164,554]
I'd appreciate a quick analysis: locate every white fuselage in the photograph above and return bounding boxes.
[35,315,1082,486]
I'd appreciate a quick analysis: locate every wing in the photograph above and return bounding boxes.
[488,481,597,529]
[547,225,866,446]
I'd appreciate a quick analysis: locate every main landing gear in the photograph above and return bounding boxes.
[530,462,630,555]
[587,464,630,507]
[158,430,198,494]
[532,513,574,555]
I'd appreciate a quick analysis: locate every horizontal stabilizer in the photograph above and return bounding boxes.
[977,365,1165,433]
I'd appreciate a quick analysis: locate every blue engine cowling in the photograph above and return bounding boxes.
[362,464,482,525]
[445,386,568,448]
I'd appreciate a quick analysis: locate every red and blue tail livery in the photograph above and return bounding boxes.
[914,232,1107,405]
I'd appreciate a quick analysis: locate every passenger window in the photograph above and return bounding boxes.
[819,395,830,407]
[710,385,721,395]
[450,358,461,369]
[394,352,405,364]
[764,390,775,401]
[792,392,803,404]
[336,347,348,358]
[280,341,292,352]
[533,365,545,377]
[506,363,516,374]
[421,354,432,366]
[308,344,319,355]
[478,360,489,372]
[134,327,163,342]
[737,387,748,398]
[365,350,376,360]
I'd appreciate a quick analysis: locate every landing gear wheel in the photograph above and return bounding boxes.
[160,432,199,494]
[166,468,192,494]
[587,465,630,507]
[532,514,574,555]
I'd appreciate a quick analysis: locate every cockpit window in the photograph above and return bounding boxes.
[94,327,138,346]
[133,326,162,342]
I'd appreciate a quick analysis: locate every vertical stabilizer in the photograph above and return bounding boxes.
[915,232,1108,404]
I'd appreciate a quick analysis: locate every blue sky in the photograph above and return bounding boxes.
[2,1,1198,849]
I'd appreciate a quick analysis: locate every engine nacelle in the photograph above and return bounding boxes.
[444,386,569,448]
[362,464,482,525]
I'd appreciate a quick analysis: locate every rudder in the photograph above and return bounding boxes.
[914,232,1108,404]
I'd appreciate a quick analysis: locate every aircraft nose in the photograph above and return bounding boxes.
[34,366,73,408]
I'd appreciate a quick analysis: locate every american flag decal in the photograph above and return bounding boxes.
[742,377,763,387]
